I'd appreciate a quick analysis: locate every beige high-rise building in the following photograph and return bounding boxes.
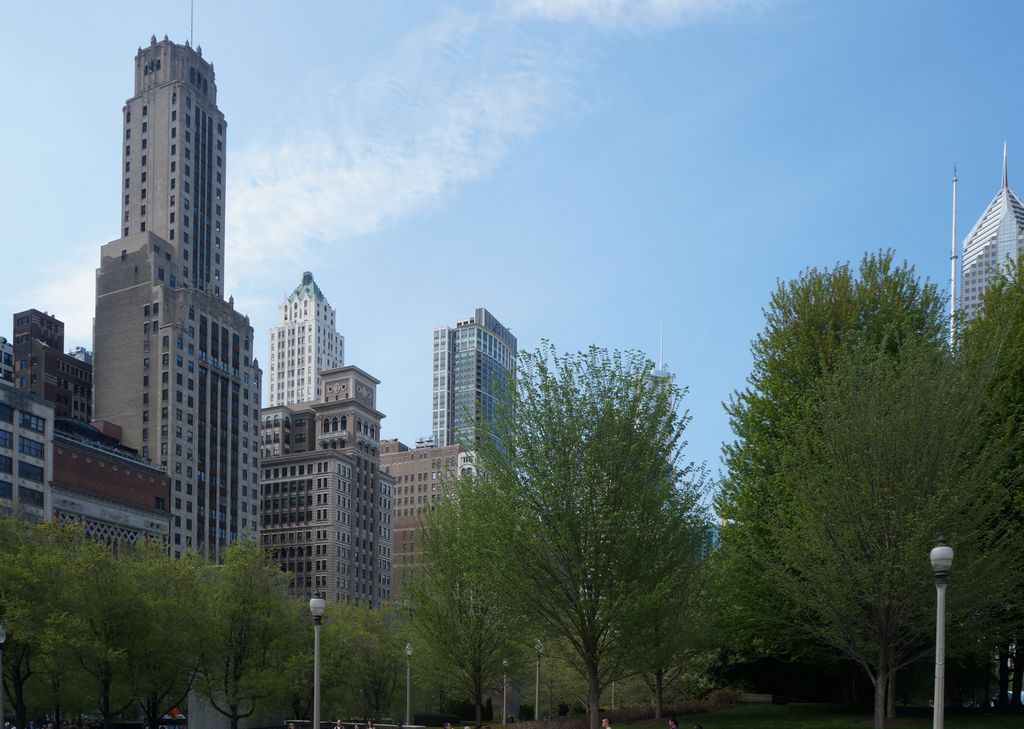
[267,272,345,407]
[93,37,261,559]
[380,438,473,598]
[259,367,393,604]
[120,35,226,296]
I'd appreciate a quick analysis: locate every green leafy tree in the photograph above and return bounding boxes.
[958,260,1024,709]
[469,343,704,729]
[626,528,708,718]
[348,604,404,717]
[409,492,526,726]
[196,540,290,729]
[319,601,367,718]
[56,534,144,729]
[760,337,1017,729]
[271,596,315,720]
[32,607,92,729]
[26,522,94,727]
[715,251,946,686]
[0,517,52,729]
[128,544,205,729]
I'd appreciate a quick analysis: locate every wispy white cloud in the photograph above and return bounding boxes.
[503,0,760,30]
[227,8,576,290]
[222,0,763,292]
[19,0,758,340]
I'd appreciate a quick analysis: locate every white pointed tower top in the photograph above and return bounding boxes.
[1003,141,1008,190]
[650,321,671,382]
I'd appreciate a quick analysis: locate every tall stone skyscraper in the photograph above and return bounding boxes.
[94,37,261,559]
[961,147,1024,319]
[432,308,516,447]
[267,272,345,407]
[119,36,227,296]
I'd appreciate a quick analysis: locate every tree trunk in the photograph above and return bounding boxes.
[1012,640,1023,707]
[998,643,1011,711]
[13,674,28,729]
[653,668,664,719]
[145,694,163,729]
[587,663,601,729]
[873,646,888,729]
[54,700,62,729]
[886,670,896,719]
[101,675,112,729]
[8,650,32,729]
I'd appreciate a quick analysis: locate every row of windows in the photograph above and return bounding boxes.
[19,437,43,458]
[0,455,43,483]
[0,480,43,507]
[21,413,45,433]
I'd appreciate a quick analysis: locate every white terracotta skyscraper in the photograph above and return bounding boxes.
[267,272,345,407]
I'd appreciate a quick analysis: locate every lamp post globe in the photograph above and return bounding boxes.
[310,597,326,618]
[930,537,953,729]
[310,597,326,729]
[930,539,953,581]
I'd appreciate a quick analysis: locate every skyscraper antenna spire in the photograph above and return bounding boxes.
[659,320,664,370]
[1003,141,1008,190]
[950,165,958,347]
[190,0,194,46]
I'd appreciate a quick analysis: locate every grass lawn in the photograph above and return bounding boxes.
[621,703,1024,728]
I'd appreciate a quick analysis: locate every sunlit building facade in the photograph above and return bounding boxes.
[267,272,344,407]
[961,152,1024,319]
[432,308,516,447]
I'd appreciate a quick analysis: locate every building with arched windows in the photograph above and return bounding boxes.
[259,366,393,605]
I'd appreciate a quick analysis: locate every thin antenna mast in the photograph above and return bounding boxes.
[950,165,958,347]
[659,320,664,370]
[190,0,194,46]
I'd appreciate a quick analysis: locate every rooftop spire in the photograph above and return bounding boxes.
[1003,141,1008,190]
[949,165,957,348]
[659,320,664,370]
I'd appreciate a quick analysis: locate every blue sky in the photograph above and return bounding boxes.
[1,1,1018,481]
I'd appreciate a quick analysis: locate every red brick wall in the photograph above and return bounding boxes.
[53,441,169,512]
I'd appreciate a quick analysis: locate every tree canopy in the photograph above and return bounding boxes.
[716,251,1022,728]
[443,343,710,729]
